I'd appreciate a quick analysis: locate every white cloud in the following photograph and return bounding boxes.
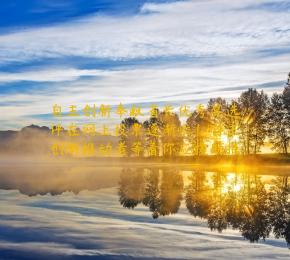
[0,0,289,62]
[1,0,290,129]
[0,53,288,130]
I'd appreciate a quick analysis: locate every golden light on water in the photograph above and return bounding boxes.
[221,173,243,193]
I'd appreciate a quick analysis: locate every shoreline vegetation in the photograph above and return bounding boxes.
[1,84,290,160]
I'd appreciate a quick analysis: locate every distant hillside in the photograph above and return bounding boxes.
[0,124,119,156]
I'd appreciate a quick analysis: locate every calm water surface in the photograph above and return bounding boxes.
[0,163,289,259]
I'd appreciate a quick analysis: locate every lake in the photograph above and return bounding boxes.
[0,162,289,259]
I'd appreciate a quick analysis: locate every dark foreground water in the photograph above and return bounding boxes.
[0,163,289,259]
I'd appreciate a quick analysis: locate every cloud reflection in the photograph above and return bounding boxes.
[0,165,289,259]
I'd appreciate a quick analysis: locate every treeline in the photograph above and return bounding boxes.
[120,82,290,156]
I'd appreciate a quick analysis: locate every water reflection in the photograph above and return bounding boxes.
[0,164,289,249]
[118,168,289,247]
[0,164,120,196]
[119,168,184,219]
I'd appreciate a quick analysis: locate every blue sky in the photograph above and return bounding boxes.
[0,0,290,129]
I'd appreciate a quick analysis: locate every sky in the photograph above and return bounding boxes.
[0,0,290,130]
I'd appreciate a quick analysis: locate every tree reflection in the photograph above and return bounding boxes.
[185,171,212,218]
[207,171,228,232]
[119,168,290,247]
[238,178,271,242]
[118,168,145,209]
[143,168,161,218]
[159,169,183,216]
[268,176,290,247]
[119,168,183,219]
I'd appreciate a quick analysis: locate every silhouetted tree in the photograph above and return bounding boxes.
[186,111,210,156]
[143,116,161,157]
[224,101,243,154]
[267,93,290,154]
[207,98,228,155]
[158,111,183,157]
[119,117,144,157]
[238,89,269,154]
[283,72,290,111]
